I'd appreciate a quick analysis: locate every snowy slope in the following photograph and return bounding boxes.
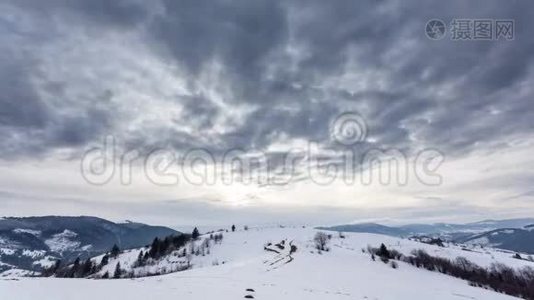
[0,226,529,300]
[0,216,179,274]
[100,226,533,275]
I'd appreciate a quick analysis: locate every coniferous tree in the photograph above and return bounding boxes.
[100,254,109,267]
[82,258,93,277]
[192,227,200,240]
[149,237,160,258]
[377,243,390,258]
[376,243,390,263]
[53,259,61,273]
[113,262,122,279]
[70,257,81,277]
[172,234,188,249]
[231,225,236,232]
[136,250,144,266]
[110,244,121,257]
[162,237,171,253]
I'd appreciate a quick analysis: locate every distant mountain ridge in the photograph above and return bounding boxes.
[0,216,178,275]
[317,223,409,236]
[318,218,534,254]
[457,227,534,254]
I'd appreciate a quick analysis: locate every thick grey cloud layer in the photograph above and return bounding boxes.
[1,0,533,162]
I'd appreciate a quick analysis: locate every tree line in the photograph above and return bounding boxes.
[366,243,534,299]
[43,227,227,279]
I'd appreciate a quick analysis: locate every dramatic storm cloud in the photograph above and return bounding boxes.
[0,0,533,226]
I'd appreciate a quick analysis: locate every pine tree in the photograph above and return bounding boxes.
[192,227,200,240]
[377,243,390,263]
[110,244,121,257]
[70,257,80,278]
[53,259,61,273]
[162,237,171,254]
[100,254,109,267]
[136,251,144,266]
[377,243,390,258]
[113,262,122,279]
[82,258,93,277]
[172,234,188,249]
[73,257,80,267]
[149,237,160,258]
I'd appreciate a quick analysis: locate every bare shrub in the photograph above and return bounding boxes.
[314,232,330,251]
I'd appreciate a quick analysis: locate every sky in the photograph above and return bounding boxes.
[0,0,533,228]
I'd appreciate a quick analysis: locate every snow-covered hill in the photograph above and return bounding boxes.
[2,226,533,299]
[0,216,178,275]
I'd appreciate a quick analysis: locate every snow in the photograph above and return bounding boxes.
[0,269,37,278]
[81,244,93,251]
[44,230,81,253]
[0,261,14,268]
[13,229,41,236]
[32,257,57,269]
[0,237,16,248]
[0,227,527,299]
[464,236,490,247]
[489,229,515,236]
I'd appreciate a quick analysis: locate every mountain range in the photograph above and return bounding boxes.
[0,216,177,275]
[318,218,534,253]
